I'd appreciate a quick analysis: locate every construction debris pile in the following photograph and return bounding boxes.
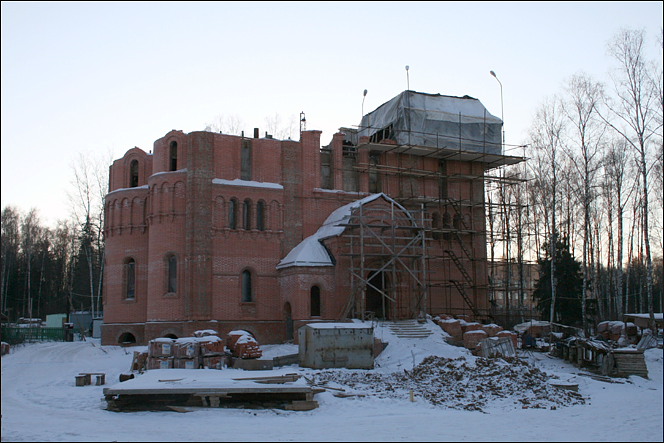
[308,355,585,413]
[140,330,262,371]
[434,315,518,355]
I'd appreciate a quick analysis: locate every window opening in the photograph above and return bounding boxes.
[256,200,265,231]
[169,141,178,171]
[229,198,238,229]
[167,254,177,293]
[125,258,136,299]
[243,199,252,230]
[310,286,321,317]
[241,270,253,302]
[130,160,139,187]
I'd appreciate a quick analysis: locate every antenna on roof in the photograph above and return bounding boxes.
[405,65,410,91]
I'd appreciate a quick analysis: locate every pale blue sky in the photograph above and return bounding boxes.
[2,1,662,227]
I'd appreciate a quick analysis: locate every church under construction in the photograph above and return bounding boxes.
[101,90,524,346]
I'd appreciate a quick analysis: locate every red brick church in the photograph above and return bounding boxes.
[101,91,522,345]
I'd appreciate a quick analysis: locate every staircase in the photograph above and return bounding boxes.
[385,320,434,339]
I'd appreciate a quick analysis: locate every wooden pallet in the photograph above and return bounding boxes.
[612,350,648,378]
[103,384,317,412]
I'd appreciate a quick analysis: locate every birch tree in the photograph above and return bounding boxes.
[602,28,661,331]
[562,72,606,334]
[527,96,566,324]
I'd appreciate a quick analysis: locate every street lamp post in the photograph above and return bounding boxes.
[490,70,504,151]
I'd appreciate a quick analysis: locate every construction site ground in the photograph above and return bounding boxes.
[1,319,662,442]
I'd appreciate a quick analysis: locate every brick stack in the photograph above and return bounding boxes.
[146,334,229,370]
[172,338,201,369]
[199,335,228,369]
[481,323,504,337]
[227,330,262,359]
[463,330,488,351]
[437,318,463,339]
[597,321,639,342]
[147,338,175,369]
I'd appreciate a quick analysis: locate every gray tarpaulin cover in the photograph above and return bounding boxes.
[355,90,503,155]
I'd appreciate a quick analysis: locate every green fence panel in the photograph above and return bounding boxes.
[0,327,71,345]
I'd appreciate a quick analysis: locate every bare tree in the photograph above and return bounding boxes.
[527,95,566,324]
[204,114,245,135]
[601,28,661,331]
[603,138,636,317]
[20,209,42,319]
[1,207,20,315]
[68,152,109,316]
[562,72,607,334]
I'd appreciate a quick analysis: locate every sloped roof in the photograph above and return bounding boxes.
[276,193,412,269]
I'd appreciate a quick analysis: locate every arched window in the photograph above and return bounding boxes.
[129,160,139,188]
[166,254,177,294]
[241,270,253,302]
[256,200,266,231]
[125,258,136,299]
[243,199,252,230]
[310,286,321,317]
[229,198,238,229]
[169,141,178,171]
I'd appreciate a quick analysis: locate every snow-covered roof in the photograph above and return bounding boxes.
[276,193,413,269]
[624,313,664,320]
[212,178,283,189]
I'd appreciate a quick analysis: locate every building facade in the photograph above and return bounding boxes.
[101,91,522,345]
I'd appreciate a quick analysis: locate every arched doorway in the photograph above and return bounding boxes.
[366,270,391,320]
[284,302,294,341]
[118,332,136,345]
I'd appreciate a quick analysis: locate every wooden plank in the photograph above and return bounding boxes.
[104,386,314,396]
[284,400,319,411]
[165,405,191,413]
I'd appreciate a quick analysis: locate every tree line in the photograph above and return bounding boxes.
[490,28,663,333]
[1,153,107,322]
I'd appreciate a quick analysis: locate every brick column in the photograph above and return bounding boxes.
[184,132,213,319]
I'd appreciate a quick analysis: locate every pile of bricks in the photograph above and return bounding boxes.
[146,331,229,370]
[227,330,262,359]
[435,314,517,354]
[597,321,639,343]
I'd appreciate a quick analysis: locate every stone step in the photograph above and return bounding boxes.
[384,321,434,339]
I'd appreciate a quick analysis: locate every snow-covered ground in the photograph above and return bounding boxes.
[2,320,662,442]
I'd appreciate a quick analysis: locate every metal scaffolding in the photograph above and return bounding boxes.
[327,104,530,323]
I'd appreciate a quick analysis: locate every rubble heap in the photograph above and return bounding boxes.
[308,356,585,413]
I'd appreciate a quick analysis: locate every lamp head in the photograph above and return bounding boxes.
[490,70,497,78]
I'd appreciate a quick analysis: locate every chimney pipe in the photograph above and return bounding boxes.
[254,128,259,138]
